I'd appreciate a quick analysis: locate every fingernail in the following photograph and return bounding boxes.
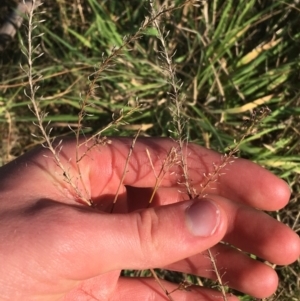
[185,199,220,237]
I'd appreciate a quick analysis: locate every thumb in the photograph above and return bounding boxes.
[58,198,227,279]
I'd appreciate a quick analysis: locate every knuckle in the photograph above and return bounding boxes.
[135,208,161,265]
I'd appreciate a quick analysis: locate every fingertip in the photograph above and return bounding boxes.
[279,231,300,265]
[249,266,279,298]
[212,154,292,211]
[263,175,291,211]
[255,171,291,210]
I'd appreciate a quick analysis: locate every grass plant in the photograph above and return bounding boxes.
[0,0,299,300]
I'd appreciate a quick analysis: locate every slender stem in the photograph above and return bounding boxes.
[150,268,175,301]
[110,129,141,213]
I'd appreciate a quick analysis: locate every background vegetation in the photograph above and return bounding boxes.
[0,0,299,300]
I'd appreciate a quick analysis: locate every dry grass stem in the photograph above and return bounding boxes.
[149,1,234,299]
[78,104,142,147]
[22,0,145,207]
[149,0,200,199]
[146,146,179,205]
[207,249,228,301]
[168,280,193,295]
[21,0,92,206]
[197,107,271,197]
[150,268,175,301]
[110,129,141,213]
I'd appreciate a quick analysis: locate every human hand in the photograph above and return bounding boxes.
[0,137,299,301]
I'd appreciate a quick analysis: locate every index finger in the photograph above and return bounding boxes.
[84,137,289,210]
[1,137,290,211]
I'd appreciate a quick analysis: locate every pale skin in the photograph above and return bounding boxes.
[0,137,299,301]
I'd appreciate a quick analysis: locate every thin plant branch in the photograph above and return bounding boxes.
[197,107,271,197]
[150,268,175,301]
[21,0,92,206]
[207,249,228,301]
[146,146,179,206]
[110,128,141,213]
[149,1,232,300]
